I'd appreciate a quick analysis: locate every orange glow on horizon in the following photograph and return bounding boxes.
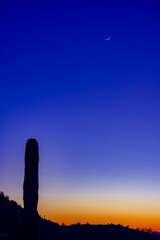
[38,210,160,232]
[37,196,160,232]
[14,189,160,232]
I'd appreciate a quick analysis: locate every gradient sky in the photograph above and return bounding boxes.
[1,0,160,231]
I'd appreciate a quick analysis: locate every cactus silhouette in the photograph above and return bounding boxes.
[23,138,39,240]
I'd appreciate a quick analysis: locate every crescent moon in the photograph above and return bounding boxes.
[105,37,110,40]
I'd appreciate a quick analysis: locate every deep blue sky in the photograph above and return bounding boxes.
[1,0,160,228]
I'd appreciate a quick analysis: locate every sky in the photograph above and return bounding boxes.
[1,0,160,231]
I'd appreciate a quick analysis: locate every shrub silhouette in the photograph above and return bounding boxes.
[6,201,20,240]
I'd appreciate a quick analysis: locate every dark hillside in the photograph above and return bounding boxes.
[0,192,159,240]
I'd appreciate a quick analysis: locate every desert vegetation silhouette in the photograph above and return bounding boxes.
[0,138,159,240]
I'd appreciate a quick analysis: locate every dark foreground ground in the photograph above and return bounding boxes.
[1,192,160,240]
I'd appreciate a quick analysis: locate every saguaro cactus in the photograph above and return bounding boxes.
[23,138,39,240]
